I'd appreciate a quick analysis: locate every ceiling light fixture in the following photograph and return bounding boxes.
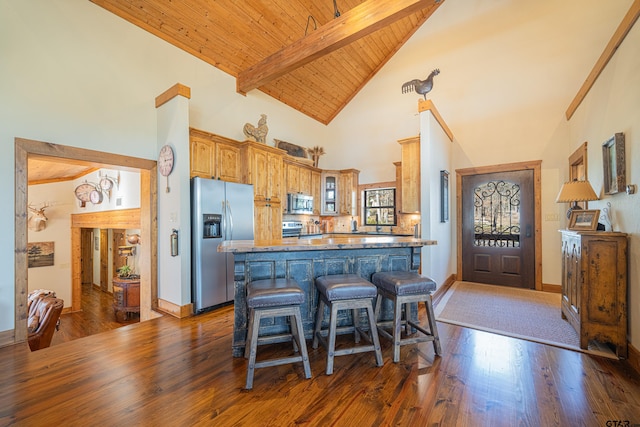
[333,0,341,18]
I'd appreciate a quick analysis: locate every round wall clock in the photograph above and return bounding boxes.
[90,189,103,204]
[158,145,174,177]
[99,177,113,192]
[158,144,175,193]
[74,183,95,207]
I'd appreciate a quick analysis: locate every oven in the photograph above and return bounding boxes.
[282,221,303,238]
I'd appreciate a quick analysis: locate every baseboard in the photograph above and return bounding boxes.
[627,342,640,375]
[157,299,193,318]
[432,274,456,306]
[0,329,15,348]
[61,307,73,314]
[542,282,561,293]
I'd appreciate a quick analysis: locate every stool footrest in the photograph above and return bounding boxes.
[253,354,306,370]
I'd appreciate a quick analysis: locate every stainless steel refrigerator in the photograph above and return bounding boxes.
[191,177,254,313]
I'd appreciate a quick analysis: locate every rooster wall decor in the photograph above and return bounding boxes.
[243,114,269,143]
[402,69,440,99]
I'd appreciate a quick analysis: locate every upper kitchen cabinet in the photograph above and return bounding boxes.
[284,156,317,196]
[189,128,242,182]
[321,171,339,215]
[243,142,284,241]
[339,169,359,216]
[311,170,322,215]
[398,136,420,213]
[243,142,284,204]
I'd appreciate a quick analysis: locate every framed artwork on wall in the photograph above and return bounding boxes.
[602,132,625,195]
[440,170,449,223]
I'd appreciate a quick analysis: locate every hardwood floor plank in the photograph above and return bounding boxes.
[2,302,640,426]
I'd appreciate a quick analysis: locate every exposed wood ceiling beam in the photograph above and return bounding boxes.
[237,0,443,94]
[565,0,640,120]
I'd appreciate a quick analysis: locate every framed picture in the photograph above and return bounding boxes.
[440,170,449,223]
[602,132,625,195]
[568,209,600,231]
[27,241,55,268]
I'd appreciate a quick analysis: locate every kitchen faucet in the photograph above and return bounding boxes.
[376,224,382,232]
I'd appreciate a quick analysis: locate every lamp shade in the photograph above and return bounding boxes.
[555,180,598,203]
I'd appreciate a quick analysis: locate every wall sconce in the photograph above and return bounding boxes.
[555,180,598,218]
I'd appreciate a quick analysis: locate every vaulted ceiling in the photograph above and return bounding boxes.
[90,0,444,124]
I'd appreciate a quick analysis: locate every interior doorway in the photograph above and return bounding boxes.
[456,161,542,290]
[14,138,157,345]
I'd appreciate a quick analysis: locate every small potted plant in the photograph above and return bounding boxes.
[117,265,132,278]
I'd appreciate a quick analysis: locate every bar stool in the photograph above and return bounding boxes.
[244,278,312,390]
[372,271,442,363]
[312,274,384,375]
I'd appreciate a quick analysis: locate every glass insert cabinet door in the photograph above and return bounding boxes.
[322,173,338,215]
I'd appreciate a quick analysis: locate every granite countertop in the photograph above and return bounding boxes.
[218,236,437,253]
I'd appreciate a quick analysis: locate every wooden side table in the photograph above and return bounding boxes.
[560,230,628,358]
[112,277,140,322]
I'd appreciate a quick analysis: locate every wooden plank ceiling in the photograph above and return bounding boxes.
[90,0,444,124]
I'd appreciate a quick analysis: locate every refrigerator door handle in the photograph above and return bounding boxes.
[221,200,227,240]
[226,199,234,240]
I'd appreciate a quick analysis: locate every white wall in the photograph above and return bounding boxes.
[566,20,640,346]
[2,0,637,350]
[420,111,454,286]
[27,182,75,307]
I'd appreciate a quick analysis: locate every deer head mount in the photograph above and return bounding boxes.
[28,202,50,232]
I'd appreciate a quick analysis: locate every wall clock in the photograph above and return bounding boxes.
[158,144,174,193]
[99,176,114,201]
[90,189,103,204]
[74,182,95,208]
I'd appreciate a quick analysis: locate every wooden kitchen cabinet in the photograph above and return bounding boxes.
[254,200,282,241]
[339,169,359,216]
[189,128,242,182]
[311,170,322,215]
[243,142,284,240]
[321,171,339,215]
[284,157,315,196]
[398,135,420,213]
[560,230,628,358]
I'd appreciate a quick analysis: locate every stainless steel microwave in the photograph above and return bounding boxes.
[287,193,313,214]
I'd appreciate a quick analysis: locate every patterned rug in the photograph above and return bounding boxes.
[435,281,617,359]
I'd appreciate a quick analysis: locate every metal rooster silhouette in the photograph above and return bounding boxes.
[402,69,440,99]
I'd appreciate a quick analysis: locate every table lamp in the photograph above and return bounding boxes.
[555,180,598,218]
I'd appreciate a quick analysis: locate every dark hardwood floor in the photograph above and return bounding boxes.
[2,300,640,426]
[51,283,139,346]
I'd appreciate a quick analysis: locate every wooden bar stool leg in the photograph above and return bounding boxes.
[245,309,262,390]
[365,301,384,367]
[392,298,403,363]
[293,307,312,379]
[326,303,340,375]
[424,296,442,356]
[244,307,256,359]
[290,312,300,353]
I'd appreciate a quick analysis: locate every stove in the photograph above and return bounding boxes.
[282,221,303,238]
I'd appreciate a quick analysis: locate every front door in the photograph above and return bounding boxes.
[461,169,535,288]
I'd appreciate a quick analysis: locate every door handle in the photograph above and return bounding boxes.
[525,224,532,238]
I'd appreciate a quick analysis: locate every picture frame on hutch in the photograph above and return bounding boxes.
[568,209,600,231]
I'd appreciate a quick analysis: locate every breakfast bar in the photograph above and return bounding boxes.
[218,236,436,357]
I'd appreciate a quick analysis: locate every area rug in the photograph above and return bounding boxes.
[435,281,617,359]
